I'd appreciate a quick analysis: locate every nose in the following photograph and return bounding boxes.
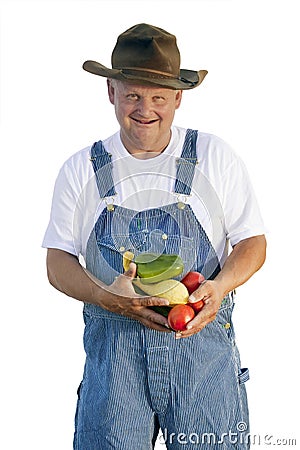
[136,98,153,117]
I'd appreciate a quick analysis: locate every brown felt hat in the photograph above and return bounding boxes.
[83,23,208,90]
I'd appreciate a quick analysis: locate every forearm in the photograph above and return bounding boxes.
[46,248,106,305]
[46,248,171,332]
[180,234,267,338]
[214,234,267,298]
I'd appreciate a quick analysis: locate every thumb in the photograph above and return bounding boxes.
[124,262,137,279]
[188,293,197,303]
[188,280,208,303]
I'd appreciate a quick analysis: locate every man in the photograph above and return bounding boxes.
[43,23,266,449]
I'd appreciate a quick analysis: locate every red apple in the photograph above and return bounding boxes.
[181,271,205,294]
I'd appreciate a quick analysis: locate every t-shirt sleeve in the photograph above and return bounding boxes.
[222,155,266,246]
[42,158,83,256]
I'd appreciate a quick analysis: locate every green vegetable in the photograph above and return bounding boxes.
[135,253,184,284]
[149,306,172,317]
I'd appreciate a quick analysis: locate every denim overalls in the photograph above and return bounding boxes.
[73,130,250,450]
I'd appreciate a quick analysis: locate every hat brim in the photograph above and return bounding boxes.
[83,60,207,90]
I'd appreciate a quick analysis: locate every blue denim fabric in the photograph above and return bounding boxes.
[73,130,250,449]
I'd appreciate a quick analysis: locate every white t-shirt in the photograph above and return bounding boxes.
[42,126,265,267]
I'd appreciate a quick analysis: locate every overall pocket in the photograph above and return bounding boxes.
[96,233,135,280]
[214,301,236,344]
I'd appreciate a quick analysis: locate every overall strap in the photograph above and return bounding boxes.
[174,129,198,196]
[89,140,116,198]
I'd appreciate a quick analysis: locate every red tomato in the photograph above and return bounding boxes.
[167,304,195,331]
[189,299,205,314]
[181,271,205,295]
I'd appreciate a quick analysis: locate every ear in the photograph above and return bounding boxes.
[175,90,183,109]
[107,79,115,105]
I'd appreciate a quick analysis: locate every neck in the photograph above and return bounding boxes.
[128,147,168,160]
[120,130,171,159]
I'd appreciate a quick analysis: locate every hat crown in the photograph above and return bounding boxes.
[111,23,181,77]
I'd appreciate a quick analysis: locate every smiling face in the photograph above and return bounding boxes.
[107,79,182,157]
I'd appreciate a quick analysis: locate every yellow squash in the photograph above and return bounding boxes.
[133,278,189,306]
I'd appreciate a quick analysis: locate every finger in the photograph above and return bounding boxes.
[188,281,209,303]
[140,319,171,333]
[132,296,169,307]
[175,331,184,340]
[143,309,171,329]
[185,308,214,331]
[176,317,210,339]
[124,262,137,279]
[132,309,171,332]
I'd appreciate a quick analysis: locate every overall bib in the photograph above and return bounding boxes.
[73,130,250,450]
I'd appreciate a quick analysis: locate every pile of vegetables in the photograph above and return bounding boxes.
[123,251,206,331]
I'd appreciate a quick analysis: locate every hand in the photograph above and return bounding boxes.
[98,263,171,333]
[174,280,224,339]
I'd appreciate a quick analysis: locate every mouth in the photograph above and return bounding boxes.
[130,117,159,125]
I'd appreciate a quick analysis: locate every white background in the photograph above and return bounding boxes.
[0,0,299,448]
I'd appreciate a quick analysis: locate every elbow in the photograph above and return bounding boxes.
[46,260,60,291]
[261,234,267,264]
[256,234,267,271]
[46,263,57,289]
[46,249,64,292]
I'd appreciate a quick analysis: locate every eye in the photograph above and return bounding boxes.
[153,96,166,104]
[126,93,139,100]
